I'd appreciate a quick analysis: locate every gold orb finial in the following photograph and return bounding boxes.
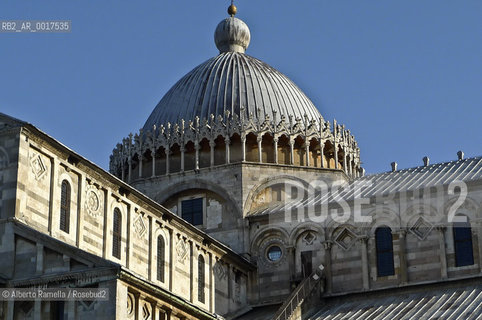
[228,4,237,16]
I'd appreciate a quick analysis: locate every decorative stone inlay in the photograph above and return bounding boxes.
[133,214,147,239]
[30,153,47,180]
[302,232,316,246]
[214,262,227,280]
[142,303,151,320]
[176,238,188,263]
[410,217,433,240]
[334,227,357,250]
[126,293,134,317]
[85,184,103,218]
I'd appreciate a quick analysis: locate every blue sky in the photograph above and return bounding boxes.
[1,1,481,174]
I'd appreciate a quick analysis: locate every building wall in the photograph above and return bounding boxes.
[1,126,251,317]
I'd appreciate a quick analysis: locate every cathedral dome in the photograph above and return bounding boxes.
[143,12,322,132]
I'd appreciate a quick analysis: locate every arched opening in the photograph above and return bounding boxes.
[155,146,166,176]
[230,133,242,163]
[198,255,205,303]
[170,143,181,173]
[323,141,335,169]
[262,133,274,163]
[112,208,122,259]
[60,180,71,233]
[198,138,211,168]
[293,136,305,166]
[214,135,226,166]
[157,235,166,282]
[277,135,290,165]
[309,138,320,167]
[375,226,395,277]
[453,216,474,267]
[184,141,196,171]
[245,133,258,162]
[337,145,345,171]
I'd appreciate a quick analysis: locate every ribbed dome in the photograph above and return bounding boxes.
[143,52,322,131]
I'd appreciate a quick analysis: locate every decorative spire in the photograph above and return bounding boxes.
[214,2,251,53]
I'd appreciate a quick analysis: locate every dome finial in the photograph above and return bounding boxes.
[228,1,237,17]
[214,2,250,54]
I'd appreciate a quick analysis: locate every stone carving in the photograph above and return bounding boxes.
[302,232,316,246]
[334,227,357,250]
[109,112,361,179]
[85,184,103,218]
[30,153,47,180]
[126,293,134,317]
[214,262,227,280]
[142,303,151,320]
[410,217,433,240]
[133,214,147,239]
[176,238,188,263]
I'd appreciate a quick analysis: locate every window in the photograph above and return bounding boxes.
[453,217,474,267]
[375,227,395,277]
[181,198,203,225]
[157,235,165,282]
[198,255,205,303]
[59,180,71,233]
[267,245,282,262]
[301,251,313,277]
[112,208,122,259]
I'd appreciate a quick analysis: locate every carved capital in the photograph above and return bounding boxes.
[322,240,333,250]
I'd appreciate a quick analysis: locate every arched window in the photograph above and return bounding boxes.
[59,180,71,233]
[198,255,205,303]
[375,227,395,277]
[112,208,122,259]
[453,217,474,267]
[157,235,165,282]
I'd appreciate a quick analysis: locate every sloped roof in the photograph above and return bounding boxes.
[309,279,482,320]
[249,156,482,217]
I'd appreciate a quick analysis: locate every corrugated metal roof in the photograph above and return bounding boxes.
[249,156,482,217]
[309,282,482,320]
[143,52,322,131]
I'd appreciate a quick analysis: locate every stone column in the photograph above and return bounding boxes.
[194,142,200,170]
[320,141,325,168]
[343,152,347,173]
[287,246,296,282]
[209,253,214,313]
[323,241,333,293]
[478,223,482,273]
[273,137,279,164]
[305,143,310,167]
[241,135,246,162]
[257,136,262,163]
[151,147,156,178]
[437,226,448,279]
[180,145,185,172]
[359,236,370,290]
[398,230,408,284]
[289,140,295,165]
[334,144,339,170]
[165,148,170,175]
[127,157,132,182]
[210,140,215,167]
[225,136,231,164]
[138,154,143,178]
